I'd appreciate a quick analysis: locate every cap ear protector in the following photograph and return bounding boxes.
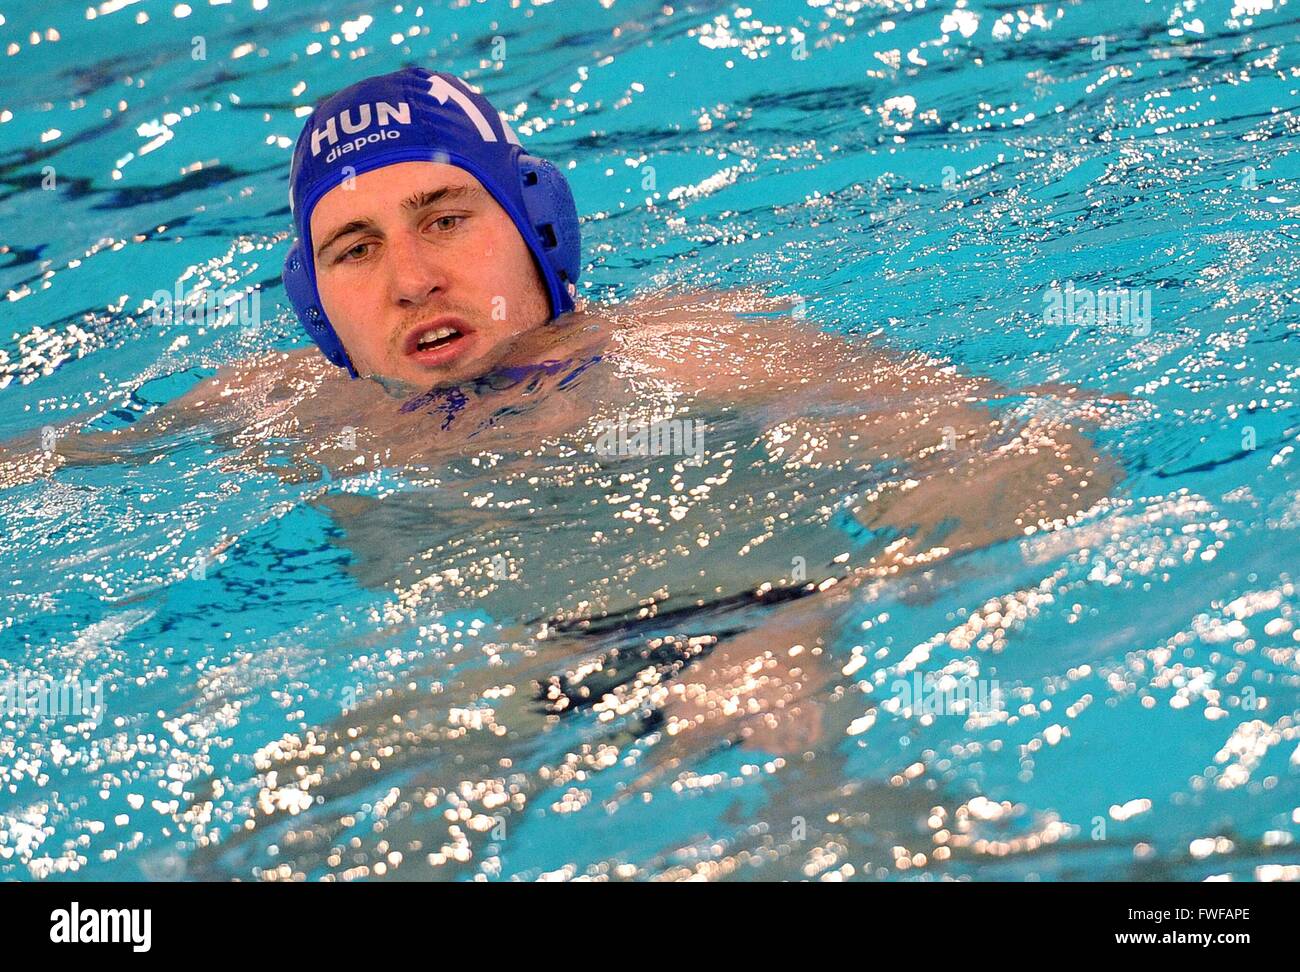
[517,154,582,307]
[283,239,351,371]
[281,68,582,379]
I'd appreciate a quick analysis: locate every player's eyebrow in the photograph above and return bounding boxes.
[400,183,484,212]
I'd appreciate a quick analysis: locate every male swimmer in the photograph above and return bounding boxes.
[2,68,1122,754]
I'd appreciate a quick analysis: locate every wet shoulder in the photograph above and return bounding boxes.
[600,289,912,400]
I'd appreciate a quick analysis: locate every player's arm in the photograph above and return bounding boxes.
[618,292,1122,752]
[0,348,320,484]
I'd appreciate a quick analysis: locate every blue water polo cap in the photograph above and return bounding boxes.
[282,66,581,377]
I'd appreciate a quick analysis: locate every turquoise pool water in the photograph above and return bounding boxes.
[1,0,1299,881]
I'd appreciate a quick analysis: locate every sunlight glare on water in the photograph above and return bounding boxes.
[0,0,1298,882]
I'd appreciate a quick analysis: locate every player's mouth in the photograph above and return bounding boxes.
[403,316,474,368]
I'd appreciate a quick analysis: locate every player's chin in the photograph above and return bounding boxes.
[386,350,477,389]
